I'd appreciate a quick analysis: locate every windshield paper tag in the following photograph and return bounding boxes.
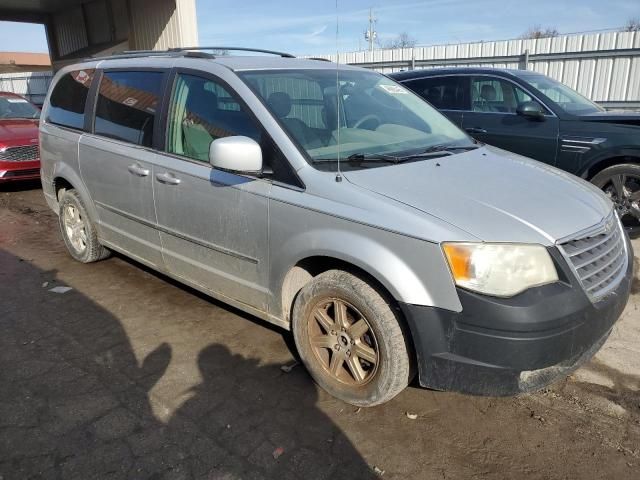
[7,98,28,103]
[379,84,408,94]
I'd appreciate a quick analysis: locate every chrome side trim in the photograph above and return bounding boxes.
[560,137,607,153]
[561,137,606,145]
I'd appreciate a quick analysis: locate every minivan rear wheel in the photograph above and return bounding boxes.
[292,270,412,406]
[592,163,640,237]
[58,189,110,263]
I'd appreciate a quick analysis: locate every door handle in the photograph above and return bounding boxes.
[155,172,181,185]
[465,127,488,134]
[127,163,150,177]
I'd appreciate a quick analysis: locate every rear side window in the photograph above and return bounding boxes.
[47,69,95,129]
[94,70,164,147]
[404,76,468,110]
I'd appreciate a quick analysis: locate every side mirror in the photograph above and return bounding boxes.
[209,136,262,173]
[516,101,545,120]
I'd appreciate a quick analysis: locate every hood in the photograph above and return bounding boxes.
[0,119,39,144]
[579,111,640,127]
[343,146,612,245]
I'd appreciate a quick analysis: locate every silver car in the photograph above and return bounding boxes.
[39,48,633,406]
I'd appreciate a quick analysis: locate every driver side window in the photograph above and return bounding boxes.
[472,77,546,114]
[167,73,260,162]
[472,78,512,112]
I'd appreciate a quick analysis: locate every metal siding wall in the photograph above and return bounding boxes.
[111,0,130,41]
[176,0,198,47]
[321,31,640,107]
[53,7,88,57]
[0,71,53,104]
[128,0,197,50]
[630,58,640,101]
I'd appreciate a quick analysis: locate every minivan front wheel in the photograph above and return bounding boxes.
[58,189,110,263]
[592,163,640,236]
[292,270,412,406]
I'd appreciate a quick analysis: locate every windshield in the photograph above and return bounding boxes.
[519,73,603,115]
[0,96,40,120]
[239,69,474,170]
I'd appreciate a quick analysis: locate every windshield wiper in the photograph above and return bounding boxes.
[393,143,480,162]
[313,144,480,165]
[346,152,402,163]
[423,143,480,153]
[313,153,401,164]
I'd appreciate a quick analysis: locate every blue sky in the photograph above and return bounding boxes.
[1,0,638,55]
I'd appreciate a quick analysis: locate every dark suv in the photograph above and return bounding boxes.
[391,68,640,233]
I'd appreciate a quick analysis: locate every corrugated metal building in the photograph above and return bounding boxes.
[317,31,640,110]
[0,0,198,69]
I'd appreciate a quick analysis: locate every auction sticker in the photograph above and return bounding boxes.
[378,84,408,94]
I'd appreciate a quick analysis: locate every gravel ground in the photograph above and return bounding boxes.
[1,182,639,480]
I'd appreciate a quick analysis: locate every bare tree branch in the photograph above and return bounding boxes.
[383,32,418,49]
[622,18,640,32]
[520,25,559,39]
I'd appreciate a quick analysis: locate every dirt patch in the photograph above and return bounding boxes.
[1,186,639,479]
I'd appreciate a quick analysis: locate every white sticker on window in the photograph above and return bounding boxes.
[6,98,28,103]
[123,97,138,107]
[76,70,91,84]
[378,84,408,94]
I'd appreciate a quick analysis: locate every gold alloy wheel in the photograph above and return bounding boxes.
[308,298,379,386]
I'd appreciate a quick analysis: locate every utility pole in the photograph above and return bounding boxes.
[364,7,377,52]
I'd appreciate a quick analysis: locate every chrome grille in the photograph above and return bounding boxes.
[0,145,39,162]
[558,213,627,301]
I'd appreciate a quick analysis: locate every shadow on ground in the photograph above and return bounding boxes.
[0,249,377,480]
[0,179,42,193]
[569,360,640,414]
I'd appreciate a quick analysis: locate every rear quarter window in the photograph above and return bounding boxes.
[47,69,95,129]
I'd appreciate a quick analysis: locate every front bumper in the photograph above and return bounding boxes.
[0,159,41,182]
[400,241,633,396]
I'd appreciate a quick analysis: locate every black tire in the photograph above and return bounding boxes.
[58,189,110,263]
[292,270,412,406]
[591,163,640,236]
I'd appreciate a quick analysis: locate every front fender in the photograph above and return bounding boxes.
[578,147,640,178]
[269,213,463,319]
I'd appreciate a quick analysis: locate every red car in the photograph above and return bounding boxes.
[0,92,41,182]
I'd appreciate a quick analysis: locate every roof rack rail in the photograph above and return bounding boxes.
[307,57,332,62]
[168,46,295,58]
[86,50,184,61]
[87,46,294,62]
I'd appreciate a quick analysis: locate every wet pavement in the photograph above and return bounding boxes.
[1,182,639,479]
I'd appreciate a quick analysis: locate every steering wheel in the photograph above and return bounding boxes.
[353,114,381,130]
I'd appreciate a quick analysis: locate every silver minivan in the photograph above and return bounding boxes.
[39,48,632,406]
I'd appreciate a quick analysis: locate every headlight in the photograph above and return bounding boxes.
[442,242,558,297]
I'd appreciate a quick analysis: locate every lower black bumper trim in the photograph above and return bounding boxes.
[400,241,633,396]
